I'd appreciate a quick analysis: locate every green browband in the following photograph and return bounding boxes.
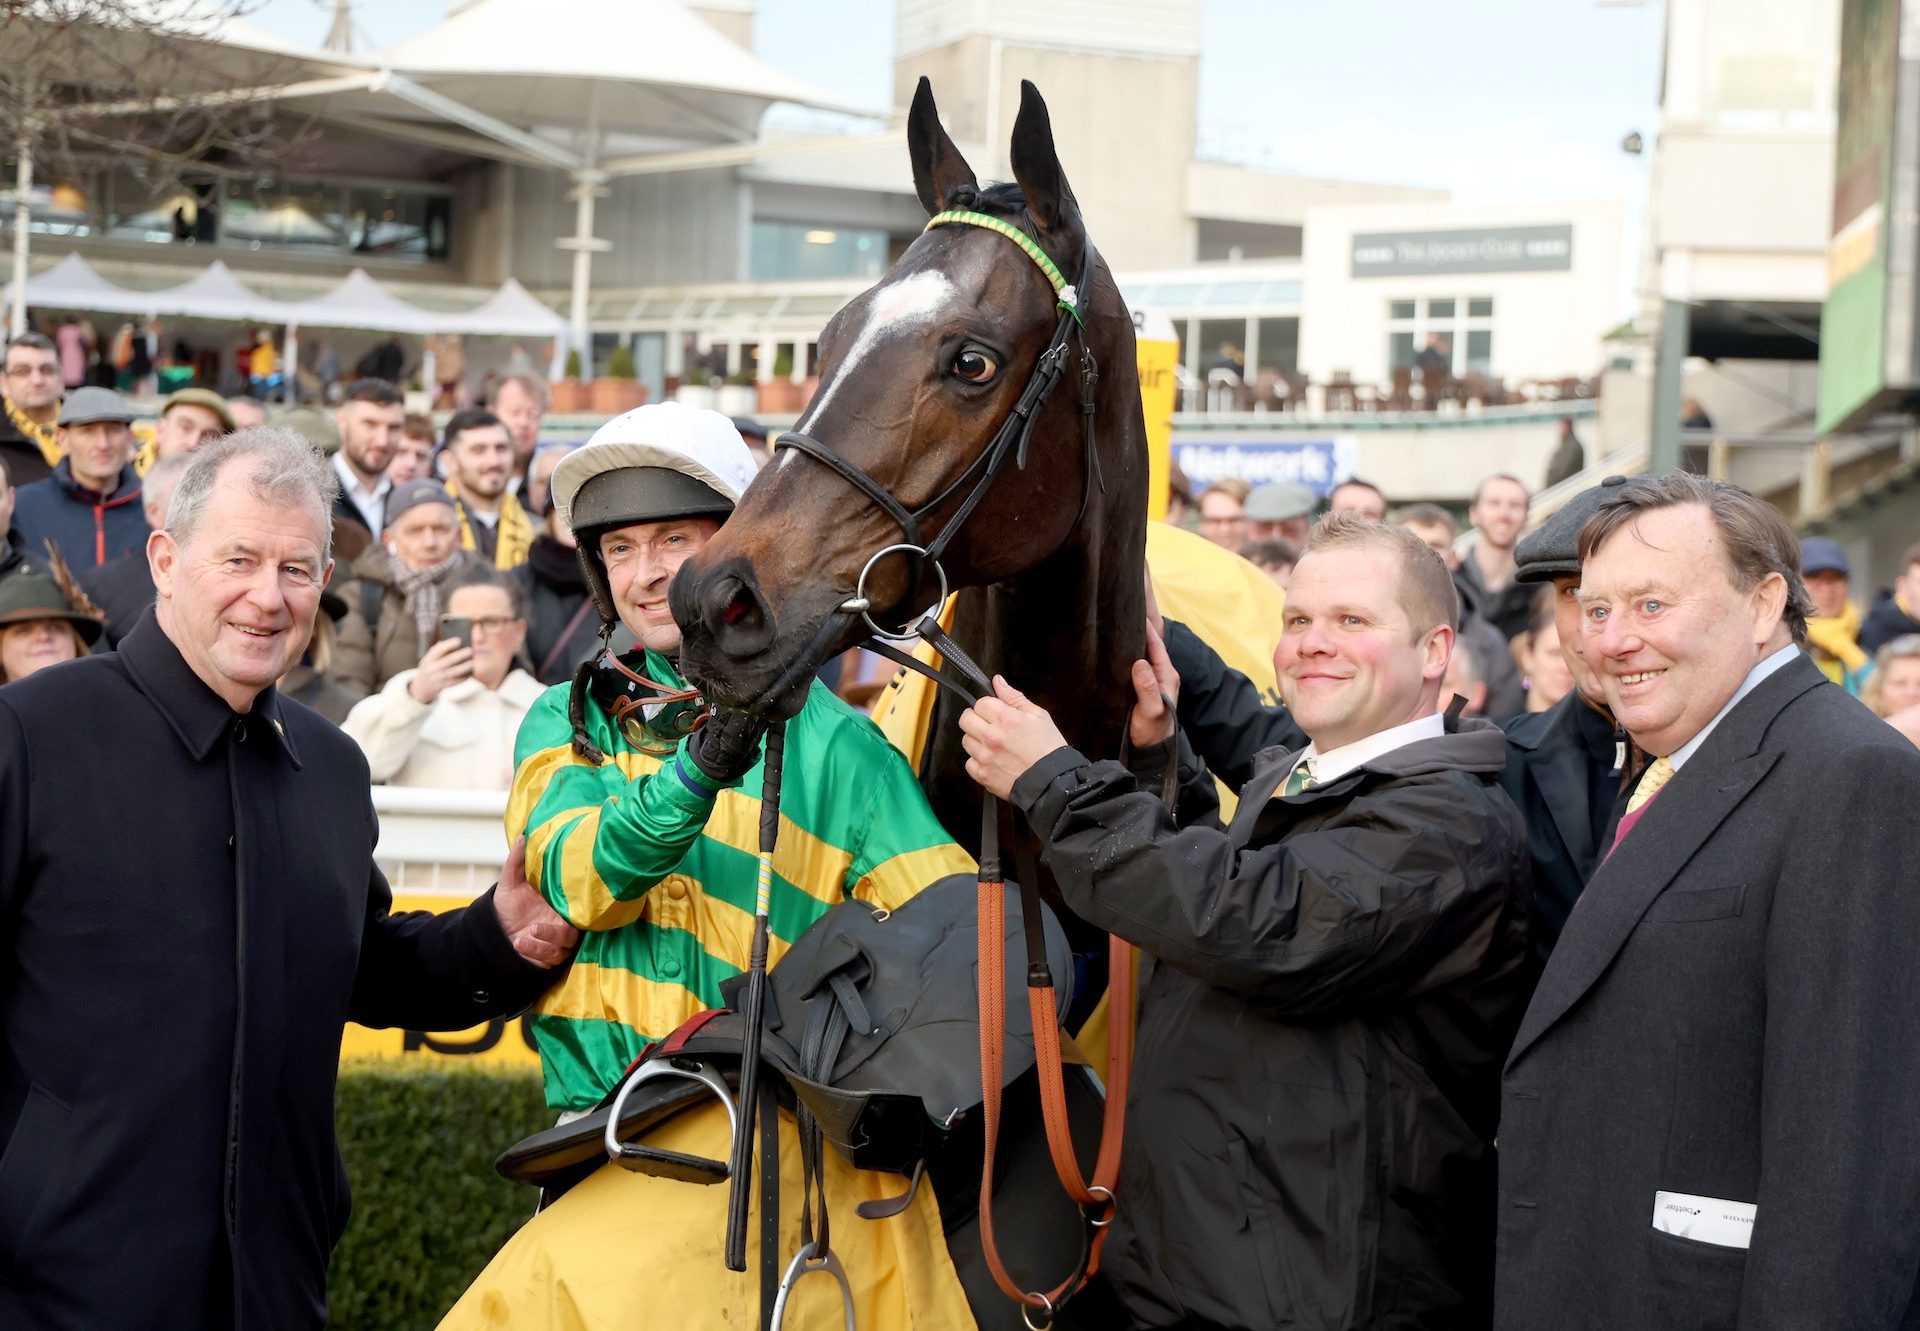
[924,208,1082,325]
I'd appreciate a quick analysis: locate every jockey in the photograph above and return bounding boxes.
[506,402,976,1115]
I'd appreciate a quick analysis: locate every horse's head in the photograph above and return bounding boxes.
[672,78,1135,716]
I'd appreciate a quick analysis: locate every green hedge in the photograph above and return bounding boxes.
[330,1062,551,1331]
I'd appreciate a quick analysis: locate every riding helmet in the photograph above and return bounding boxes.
[549,402,760,626]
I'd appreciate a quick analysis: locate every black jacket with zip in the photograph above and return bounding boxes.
[1011,718,1536,1329]
[0,611,556,1329]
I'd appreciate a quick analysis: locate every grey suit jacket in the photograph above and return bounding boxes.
[1494,653,1920,1329]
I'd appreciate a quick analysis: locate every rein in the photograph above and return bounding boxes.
[769,210,1132,1327]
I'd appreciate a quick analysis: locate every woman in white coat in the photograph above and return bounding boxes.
[343,571,545,789]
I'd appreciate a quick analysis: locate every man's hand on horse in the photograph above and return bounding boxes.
[494,836,581,969]
[960,676,1069,800]
[1128,621,1180,750]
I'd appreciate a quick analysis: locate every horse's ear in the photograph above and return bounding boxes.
[907,76,977,217]
[1009,80,1077,234]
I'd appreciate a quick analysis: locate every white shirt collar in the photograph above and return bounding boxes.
[1296,711,1447,785]
[331,451,390,532]
[1665,642,1799,771]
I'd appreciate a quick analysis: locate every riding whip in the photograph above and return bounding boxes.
[725,721,785,1271]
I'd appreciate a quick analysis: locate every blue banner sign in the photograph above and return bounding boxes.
[1171,437,1356,496]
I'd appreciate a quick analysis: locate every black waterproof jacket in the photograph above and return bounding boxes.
[1858,587,1920,654]
[0,612,556,1329]
[0,418,53,488]
[508,537,630,686]
[1012,719,1536,1329]
[1497,692,1633,957]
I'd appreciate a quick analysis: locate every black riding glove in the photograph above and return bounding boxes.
[686,708,771,788]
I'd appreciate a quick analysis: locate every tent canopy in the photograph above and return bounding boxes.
[3,258,564,339]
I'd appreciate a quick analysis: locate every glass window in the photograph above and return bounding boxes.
[1197,318,1249,379]
[1466,329,1494,375]
[1202,281,1265,306]
[1426,298,1456,318]
[1702,0,1833,125]
[1389,300,1416,320]
[227,180,346,255]
[1143,283,1207,307]
[346,187,450,261]
[1388,331,1417,370]
[1253,317,1298,376]
[1468,297,1494,317]
[103,171,214,245]
[749,221,887,281]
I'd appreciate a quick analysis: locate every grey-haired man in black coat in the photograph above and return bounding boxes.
[0,428,577,1330]
[1496,474,1920,1327]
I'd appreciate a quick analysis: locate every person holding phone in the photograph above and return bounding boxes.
[342,569,544,789]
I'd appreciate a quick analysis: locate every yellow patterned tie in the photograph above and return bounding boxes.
[1281,763,1319,796]
[1626,757,1675,815]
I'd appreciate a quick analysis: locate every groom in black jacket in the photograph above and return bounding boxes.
[963,515,1535,1329]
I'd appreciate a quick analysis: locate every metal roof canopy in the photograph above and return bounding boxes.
[30,0,891,371]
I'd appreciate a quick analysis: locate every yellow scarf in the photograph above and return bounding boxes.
[1805,601,1868,681]
[4,397,61,467]
[448,479,533,570]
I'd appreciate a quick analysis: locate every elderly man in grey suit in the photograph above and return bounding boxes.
[1493,472,1920,1327]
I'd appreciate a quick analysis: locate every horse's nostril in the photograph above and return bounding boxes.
[699,570,775,658]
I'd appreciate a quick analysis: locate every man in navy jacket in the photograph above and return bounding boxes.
[12,386,147,568]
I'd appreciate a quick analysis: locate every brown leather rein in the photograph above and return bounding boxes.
[766,219,1136,1326]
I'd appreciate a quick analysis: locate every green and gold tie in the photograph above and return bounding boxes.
[1281,763,1319,796]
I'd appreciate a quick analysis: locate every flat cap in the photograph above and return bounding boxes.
[385,479,456,526]
[1514,474,1641,584]
[1244,480,1318,523]
[160,387,236,432]
[56,386,135,427]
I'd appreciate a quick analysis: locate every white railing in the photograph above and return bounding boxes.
[371,785,508,899]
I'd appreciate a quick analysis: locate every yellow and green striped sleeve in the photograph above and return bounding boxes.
[506,690,727,930]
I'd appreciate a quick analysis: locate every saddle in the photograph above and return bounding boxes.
[497,873,1072,1196]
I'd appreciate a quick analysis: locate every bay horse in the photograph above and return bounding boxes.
[672,78,1147,876]
[671,78,1149,1327]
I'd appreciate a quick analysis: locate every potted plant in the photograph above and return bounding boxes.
[757,348,803,414]
[590,344,648,415]
[549,349,588,414]
[717,365,759,417]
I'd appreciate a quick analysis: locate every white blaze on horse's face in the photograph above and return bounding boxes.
[793,268,964,447]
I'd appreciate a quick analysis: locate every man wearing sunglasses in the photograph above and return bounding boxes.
[0,332,64,486]
[504,402,974,1119]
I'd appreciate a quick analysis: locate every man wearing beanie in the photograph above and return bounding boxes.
[332,479,488,694]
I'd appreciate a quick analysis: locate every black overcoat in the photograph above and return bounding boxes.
[0,611,555,1330]
[1495,654,1920,1327]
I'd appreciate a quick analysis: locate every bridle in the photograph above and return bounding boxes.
[763,208,1135,1328]
[772,208,1103,652]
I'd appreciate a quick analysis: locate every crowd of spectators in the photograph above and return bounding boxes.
[0,331,600,789]
[1180,458,1920,747]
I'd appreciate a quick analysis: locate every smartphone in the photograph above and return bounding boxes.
[438,615,474,652]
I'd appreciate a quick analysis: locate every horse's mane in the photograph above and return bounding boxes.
[942,182,1048,238]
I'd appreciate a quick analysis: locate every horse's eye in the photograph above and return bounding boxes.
[951,348,998,384]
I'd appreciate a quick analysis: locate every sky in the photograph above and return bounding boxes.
[252,0,1665,211]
